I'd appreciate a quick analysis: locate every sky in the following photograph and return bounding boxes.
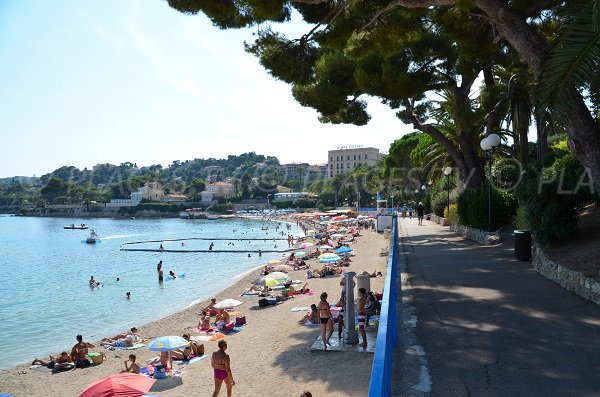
[0,0,412,178]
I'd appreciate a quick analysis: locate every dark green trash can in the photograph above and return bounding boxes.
[514,230,531,261]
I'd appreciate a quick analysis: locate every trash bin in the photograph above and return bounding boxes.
[383,228,390,239]
[514,230,531,261]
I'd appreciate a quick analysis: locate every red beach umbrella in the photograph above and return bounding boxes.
[78,373,155,397]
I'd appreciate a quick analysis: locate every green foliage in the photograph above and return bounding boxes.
[516,150,597,246]
[272,200,294,209]
[208,203,233,213]
[444,203,460,224]
[457,188,517,230]
[515,205,530,230]
[431,191,449,217]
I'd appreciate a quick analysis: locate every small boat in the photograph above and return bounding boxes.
[64,224,89,230]
[206,216,219,220]
[85,229,99,244]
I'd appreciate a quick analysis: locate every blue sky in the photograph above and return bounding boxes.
[0,0,411,178]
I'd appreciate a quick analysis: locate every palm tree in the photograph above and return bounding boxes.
[538,0,600,119]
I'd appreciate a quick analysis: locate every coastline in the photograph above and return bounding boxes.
[0,222,389,397]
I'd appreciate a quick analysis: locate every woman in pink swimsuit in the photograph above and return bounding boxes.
[211,339,235,397]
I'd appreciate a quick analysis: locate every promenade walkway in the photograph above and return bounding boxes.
[396,218,600,396]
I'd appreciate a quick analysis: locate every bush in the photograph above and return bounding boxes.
[444,203,459,224]
[457,188,517,230]
[431,191,449,217]
[209,203,233,213]
[514,206,530,230]
[516,151,596,246]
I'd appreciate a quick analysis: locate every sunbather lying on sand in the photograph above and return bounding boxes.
[172,333,205,360]
[101,332,140,348]
[32,352,72,369]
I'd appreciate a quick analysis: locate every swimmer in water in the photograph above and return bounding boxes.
[126,292,131,299]
[169,271,176,279]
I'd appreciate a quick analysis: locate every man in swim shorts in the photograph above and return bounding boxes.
[357,288,368,348]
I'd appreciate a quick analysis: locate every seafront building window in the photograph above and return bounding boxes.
[365,154,368,159]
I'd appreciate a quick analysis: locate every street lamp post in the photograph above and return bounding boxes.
[443,167,452,216]
[480,133,501,232]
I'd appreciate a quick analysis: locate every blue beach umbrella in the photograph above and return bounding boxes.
[335,246,352,254]
[149,335,188,372]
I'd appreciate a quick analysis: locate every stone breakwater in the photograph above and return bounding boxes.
[532,244,600,305]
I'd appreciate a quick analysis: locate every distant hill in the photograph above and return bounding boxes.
[0,176,40,186]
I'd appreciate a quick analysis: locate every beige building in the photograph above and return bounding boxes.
[205,181,235,198]
[327,146,383,177]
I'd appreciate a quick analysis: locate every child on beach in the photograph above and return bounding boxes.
[122,354,140,374]
[337,313,345,340]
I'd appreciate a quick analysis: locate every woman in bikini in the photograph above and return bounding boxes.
[172,333,205,360]
[211,339,234,397]
[317,292,334,350]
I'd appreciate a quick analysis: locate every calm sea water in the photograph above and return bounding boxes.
[0,215,298,370]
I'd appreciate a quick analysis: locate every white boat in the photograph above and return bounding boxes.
[86,229,99,244]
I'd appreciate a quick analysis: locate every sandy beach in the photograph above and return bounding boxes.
[0,222,389,397]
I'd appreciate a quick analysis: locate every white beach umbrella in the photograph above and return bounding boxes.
[214,299,243,309]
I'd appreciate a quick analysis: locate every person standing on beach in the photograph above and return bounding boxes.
[211,339,235,397]
[317,292,334,350]
[158,268,164,282]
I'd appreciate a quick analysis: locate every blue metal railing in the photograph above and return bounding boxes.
[368,215,399,397]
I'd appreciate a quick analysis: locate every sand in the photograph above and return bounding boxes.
[0,224,389,397]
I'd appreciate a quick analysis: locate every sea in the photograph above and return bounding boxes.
[0,215,300,370]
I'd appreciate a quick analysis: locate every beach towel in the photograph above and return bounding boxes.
[104,343,146,351]
[30,364,53,373]
[171,354,208,366]
[303,321,320,327]
[190,335,212,342]
[291,306,311,312]
[240,292,260,297]
[190,327,216,334]
[0,393,13,396]
[208,332,226,341]
[224,325,245,336]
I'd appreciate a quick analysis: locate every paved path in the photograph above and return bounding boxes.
[398,218,600,396]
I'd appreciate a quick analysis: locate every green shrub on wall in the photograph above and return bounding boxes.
[457,188,517,230]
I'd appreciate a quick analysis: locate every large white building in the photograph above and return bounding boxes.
[278,163,309,181]
[327,146,383,177]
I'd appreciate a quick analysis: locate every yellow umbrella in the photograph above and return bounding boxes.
[267,260,281,265]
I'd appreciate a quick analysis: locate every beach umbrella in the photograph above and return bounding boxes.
[274,264,294,272]
[320,254,341,263]
[148,335,188,374]
[294,252,306,258]
[337,228,348,233]
[214,299,243,309]
[335,246,353,254]
[253,276,282,287]
[300,242,313,248]
[267,260,281,265]
[327,239,334,246]
[306,229,316,235]
[267,271,291,280]
[79,373,155,397]
[331,233,344,238]
[318,245,333,250]
[318,253,338,259]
